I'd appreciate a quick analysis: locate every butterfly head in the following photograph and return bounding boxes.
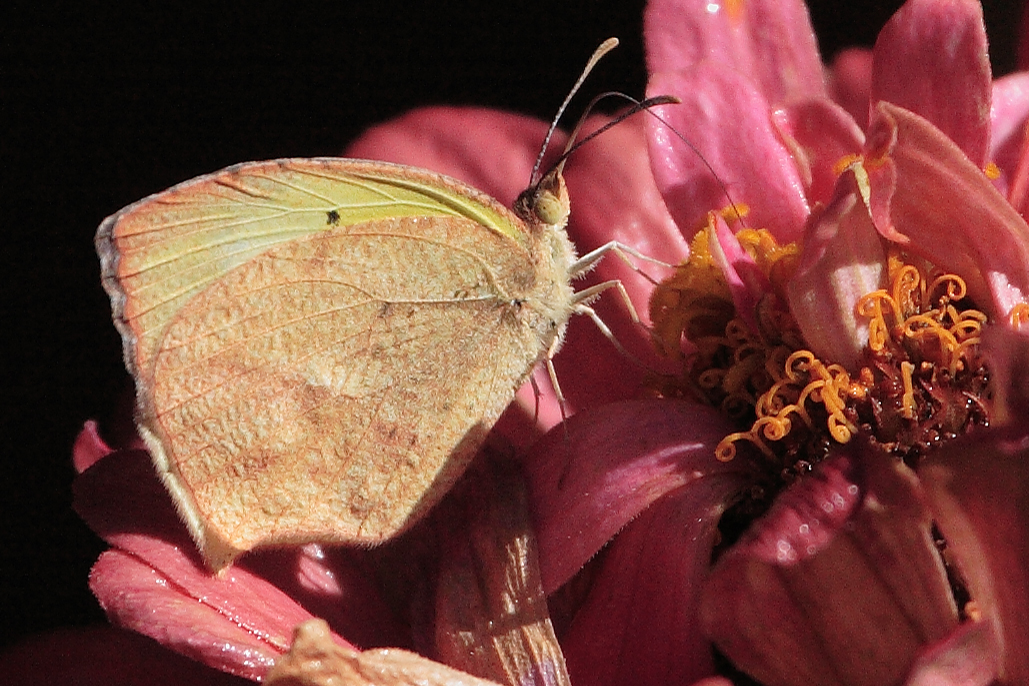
[514,166,570,231]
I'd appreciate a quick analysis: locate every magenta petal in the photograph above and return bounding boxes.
[647,65,810,243]
[90,550,294,680]
[241,545,408,650]
[787,166,888,370]
[920,427,1029,683]
[828,48,874,129]
[871,0,992,168]
[344,106,560,209]
[525,398,749,593]
[865,101,1029,318]
[74,450,387,679]
[703,448,958,686]
[0,626,250,686]
[773,98,865,207]
[643,0,825,105]
[559,478,743,686]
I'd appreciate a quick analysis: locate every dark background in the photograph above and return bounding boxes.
[2,0,1024,650]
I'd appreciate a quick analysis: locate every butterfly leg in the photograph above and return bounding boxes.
[569,240,671,283]
[570,281,649,370]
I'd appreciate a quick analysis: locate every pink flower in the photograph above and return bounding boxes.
[10,1,1029,685]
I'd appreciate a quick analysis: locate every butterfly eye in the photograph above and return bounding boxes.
[520,169,570,228]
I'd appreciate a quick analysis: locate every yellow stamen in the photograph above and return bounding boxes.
[900,361,916,420]
[715,348,856,461]
[1010,302,1029,329]
[833,153,862,176]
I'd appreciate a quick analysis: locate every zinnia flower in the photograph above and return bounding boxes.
[8,0,1029,685]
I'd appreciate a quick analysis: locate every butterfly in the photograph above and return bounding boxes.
[94,38,665,570]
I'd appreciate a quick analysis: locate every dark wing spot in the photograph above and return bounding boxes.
[326,210,341,225]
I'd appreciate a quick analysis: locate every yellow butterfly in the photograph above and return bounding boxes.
[97,39,647,570]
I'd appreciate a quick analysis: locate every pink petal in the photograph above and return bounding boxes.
[773,98,865,207]
[647,65,810,243]
[865,101,1029,318]
[524,398,749,593]
[981,325,1029,426]
[706,213,770,333]
[905,621,1000,686]
[559,478,744,686]
[75,449,392,679]
[90,551,293,680]
[0,626,250,686]
[871,0,992,168]
[828,48,874,129]
[643,0,825,106]
[703,447,959,686]
[920,426,1029,683]
[73,420,113,473]
[990,73,1029,176]
[991,72,1029,214]
[787,165,888,370]
[241,545,409,650]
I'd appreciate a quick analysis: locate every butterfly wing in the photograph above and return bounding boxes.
[97,158,566,569]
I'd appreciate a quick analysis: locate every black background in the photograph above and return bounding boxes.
[3,0,1024,650]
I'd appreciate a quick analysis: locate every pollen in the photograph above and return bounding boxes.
[848,255,992,466]
[650,229,995,478]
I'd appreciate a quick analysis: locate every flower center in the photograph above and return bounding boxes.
[650,225,993,484]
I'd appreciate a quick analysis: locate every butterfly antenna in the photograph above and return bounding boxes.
[576,91,746,227]
[529,37,620,187]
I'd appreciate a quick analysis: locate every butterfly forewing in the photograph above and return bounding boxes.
[97,159,574,569]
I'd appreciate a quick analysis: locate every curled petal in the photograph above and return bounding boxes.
[643,0,825,105]
[559,478,744,686]
[647,65,810,243]
[702,448,958,686]
[73,420,113,473]
[872,0,992,168]
[865,101,1029,318]
[787,165,888,370]
[772,98,865,207]
[989,73,1029,176]
[525,398,748,593]
[920,427,1029,683]
[707,213,770,333]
